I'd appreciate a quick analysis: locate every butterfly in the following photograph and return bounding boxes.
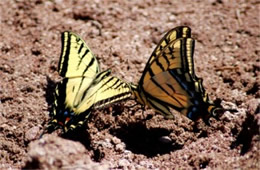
[47,31,132,133]
[130,26,223,123]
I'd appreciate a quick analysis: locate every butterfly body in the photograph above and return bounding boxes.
[131,26,222,123]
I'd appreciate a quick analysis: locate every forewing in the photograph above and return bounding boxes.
[140,26,191,84]
[143,37,195,82]
[58,31,100,78]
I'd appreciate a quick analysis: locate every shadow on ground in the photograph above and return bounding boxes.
[44,76,57,112]
[110,121,183,157]
[230,106,259,155]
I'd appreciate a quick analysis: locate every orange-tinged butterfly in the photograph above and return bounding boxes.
[130,26,223,123]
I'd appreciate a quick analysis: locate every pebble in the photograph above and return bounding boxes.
[111,136,121,145]
[115,143,125,152]
[95,139,113,149]
[159,136,172,144]
[25,126,40,141]
[118,158,130,167]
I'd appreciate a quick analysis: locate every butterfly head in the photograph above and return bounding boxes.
[186,101,224,125]
[199,95,224,124]
[203,104,224,125]
[46,107,90,134]
[46,110,73,133]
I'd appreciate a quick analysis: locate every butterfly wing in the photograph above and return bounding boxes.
[50,69,132,132]
[48,31,100,132]
[141,39,198,117]
[58,31,100,78]
[91,72,133,110]
[138,37,196,118]
[68,69,132,114]
[141,26,191,84]
[48,32,132,132]
[133,26,221,121]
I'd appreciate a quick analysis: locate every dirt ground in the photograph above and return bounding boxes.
[0,0,259,169]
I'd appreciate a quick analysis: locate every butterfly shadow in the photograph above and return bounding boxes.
[61,126,92,149]
[230,105,259,155]
[110,121,183,157]
[44,76,56,113]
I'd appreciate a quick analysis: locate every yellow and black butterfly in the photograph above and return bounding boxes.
[47,31,132,133]
[130,26,223,123]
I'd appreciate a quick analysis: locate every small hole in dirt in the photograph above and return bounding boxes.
[231,127,238,136]
[242,81,248,87]
[52,6,59,12]
[0,97,13,103]
[223,78,234,86]
[49,65,57,72]
[217,125,226,133]
[20,86,34,93]
[44,76,56,111]
[92,146,105,162]
[6,133,14,138]
[252,64,260,75]
[246,83,259,95]
[73,13,94,21]
[212,0,223,5]
[235,100,243,106]
[230,112,259,155]
[197,130,208,138]
[111,104,125,116]
[62,126,91,150]
[110,122,178,157]
[145,114,153,120]
[18,116,22,122]
[199,159,210,169]
[23,158,41,169]
[31,49,41,56]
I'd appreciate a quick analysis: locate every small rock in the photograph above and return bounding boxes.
[102,138,113,149]
[247,98,259,115]
[115,143,125,152]
[25,126,40,141]
[159,136,172,144]
[118,158,130,167]
[111,136,121,145]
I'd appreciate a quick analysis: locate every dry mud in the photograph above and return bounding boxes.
[0,0,259,169]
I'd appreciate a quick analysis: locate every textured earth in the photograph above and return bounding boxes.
[0,0,259,169]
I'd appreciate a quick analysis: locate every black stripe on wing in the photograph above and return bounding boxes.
[79,70,111,103]
[77,48,89,71]
[82,56,95,76]
[93,91,132,109]
[58,32,71,77]
[150,76,183,107]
